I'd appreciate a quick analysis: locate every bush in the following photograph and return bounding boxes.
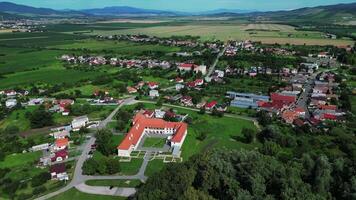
[32,185,47,196]
[242,128,256,143]
[31,172,51,187]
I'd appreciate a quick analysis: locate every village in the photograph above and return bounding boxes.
[0,34,354,199]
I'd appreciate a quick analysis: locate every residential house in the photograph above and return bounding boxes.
[127,86,138,94]
[178,63,207,75]
[149,90,159,98]
[181,96,193,106]
[51,149,68,162]
[5,99,17,108]
[71,116,89,131]
[54,138,69,151]
[50,163,68,181]
[205,101,217,110]
[148,82,159,90]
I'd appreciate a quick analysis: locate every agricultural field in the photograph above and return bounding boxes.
[85,23,354,46]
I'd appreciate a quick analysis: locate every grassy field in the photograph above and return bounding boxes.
[87,23,354,46]
[0,151,42,168]
[143,137,167,148]
[49,188,127,200]
[144,159,166,177]
[0,65,104,89]
[51,39,180,55]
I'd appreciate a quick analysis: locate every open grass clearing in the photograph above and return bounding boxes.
[0,151,42,168]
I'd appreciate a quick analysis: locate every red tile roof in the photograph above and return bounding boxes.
[319,105,337,110]
[179,63,197,68]
[55,138,69,147]
[117,113,187,150]
[205,101,217,109]
[271,93,296,104]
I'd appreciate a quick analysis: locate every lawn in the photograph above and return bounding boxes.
[118,158,143,175]
[144,159,166,177]
[0,151,42,168]
[0,106,37,131]
[85,179,142,187]
[142,137,167,148]
[49,188,127,200]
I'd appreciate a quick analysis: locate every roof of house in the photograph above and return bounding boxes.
[205,101,217,108]
[179,63,197,68]
[117,113,187,150]
[319,105,337,110]
[271,93,296,103]
[50,163,66,174]
[55,138,69,147]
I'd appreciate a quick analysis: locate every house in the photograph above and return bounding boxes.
[28,98,44,106]
[187,79,204,88]
[149,90,159,98]
[117,113,188,157]
[178,63,207,75]
[51,149,68,162]
[127,86,138,94]
[175,84,185,91]
[50,163,68,181]
[55,138,69,151]
[148,82,159,90]
[282,110,299,124]
[270,93,297,107]
[181,96,193,106]
[30,143,50,152]
[50,130,70,139]
[214,70,225,78]
[155,109,166,118]
[5,99,17,108]
[142,110,154,118]
[205,101,217,110]
[71,116,89,131]
[4,90,17,97]
[175,77,184,83]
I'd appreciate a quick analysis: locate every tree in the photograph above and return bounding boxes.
[82,158,98,175]
[31,172,51,187]
[260,141,281,156]
[29,105,53,128]
[106,158,121,174]
[242,128,256,143]
[95,129,114,156]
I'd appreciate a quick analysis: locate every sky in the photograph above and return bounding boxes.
[3,0,356,12]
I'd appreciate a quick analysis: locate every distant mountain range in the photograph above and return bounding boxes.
[0,1,355,24]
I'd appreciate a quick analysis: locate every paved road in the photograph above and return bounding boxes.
[205,46,227,78]
[76,183,136,197]
[296,73,317,119]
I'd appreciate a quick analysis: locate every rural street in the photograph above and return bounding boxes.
[205,46,227,78]
[296,73,318,119]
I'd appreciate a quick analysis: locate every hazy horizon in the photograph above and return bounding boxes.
[2,0,356,12]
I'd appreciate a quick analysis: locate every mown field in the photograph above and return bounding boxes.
[86,23,354,46]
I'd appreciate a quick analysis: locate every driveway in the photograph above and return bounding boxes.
[75,183,136,197]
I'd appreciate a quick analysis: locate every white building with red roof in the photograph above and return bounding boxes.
[117,113,188,157]
[178,63,207,75]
